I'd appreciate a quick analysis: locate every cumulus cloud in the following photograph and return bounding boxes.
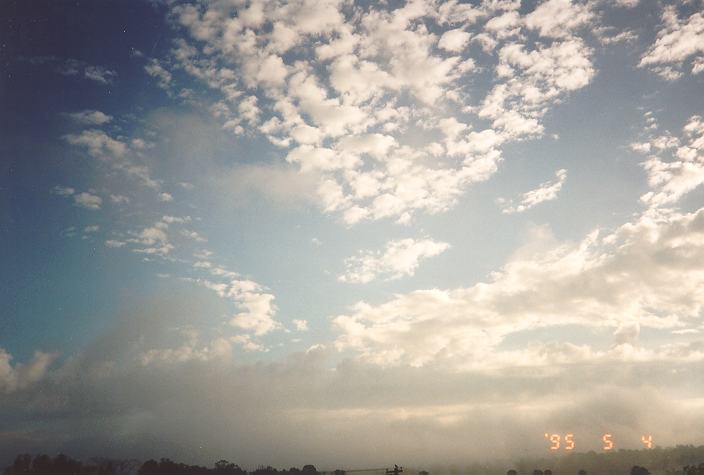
[633,114,704,208]
[639,7,704,79]
[66,110,112,125]
[109,194,129,204]
[524,0,595,39]
[334,207,704,369]
[481,38,594,139]
[0,349,54,394]
[64,129,161,190]
[73,191,103,210]
[187,273,281,338]
[438,28,471,52]
[180,229,207,242]
[145,58,173,92]
[228,280,280,336]
[122,220,176,257]
[339,238,450,283]
[83,65,117,84]
[498,168,567,213]
[51,185,75,196]
[64,129,127,159]
[59,59,117,84]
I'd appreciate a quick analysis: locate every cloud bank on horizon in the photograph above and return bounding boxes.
[2,0,704,467]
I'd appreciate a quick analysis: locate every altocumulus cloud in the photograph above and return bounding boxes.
[151,0,600,226]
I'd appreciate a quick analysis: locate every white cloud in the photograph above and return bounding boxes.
[162,0,597,225]
[614,0,638,7]
[105,240,126,248]
[109,194,130,204]
[499,168,567,213]
[334,207,704,369]
[134,223,168,246]
[524,0,595,39]
[59,59,117,84]
[286,144,354,172]
[693,56,704,75]
[83,65,117,84]
[228,279,280,336]
[255,54,289,87]
[191,274,282,337]
[335,133,398,159]
[51,185,75,196]
[640,8,704,79]
[64,129,127,159]
[83,225,100,233]
[230,334,267,352]
[145,59,173,91]
[181,229,207,242]
[64,129,161,190]
[131,138,148,150]
[121,220,178,257]
[73,192,103,210]
[484,10,521,39]
[633,114,704,208]
[158,192,174,202]
[339,238,450,283]
[438,28,471,52]
[66,110,112,125]
[484,38,594,138]
[0,349,54,393]
[162,215,191,224]
[293,319,309,331]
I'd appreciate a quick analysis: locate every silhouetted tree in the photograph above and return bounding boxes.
[212,460,246,475]
[682,464,704,475]
[138,459,159,475]
[630,466,650,475]
[3,454,85,475]
[506,470,517,475]
[253,465,278,475]
[4,454,31,475]
[578,470,587,475]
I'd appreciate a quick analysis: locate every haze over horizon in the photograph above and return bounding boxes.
[2,0,704,468]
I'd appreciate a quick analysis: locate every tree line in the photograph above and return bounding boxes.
[503,445,704,475]
[2,454,320,475]
[4,446,704,475]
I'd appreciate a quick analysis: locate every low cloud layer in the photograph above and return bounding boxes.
[2,315,704,468]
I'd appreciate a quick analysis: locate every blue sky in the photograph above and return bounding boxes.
[2,0,704,468]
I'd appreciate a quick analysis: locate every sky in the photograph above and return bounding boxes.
[2,0,704,469]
